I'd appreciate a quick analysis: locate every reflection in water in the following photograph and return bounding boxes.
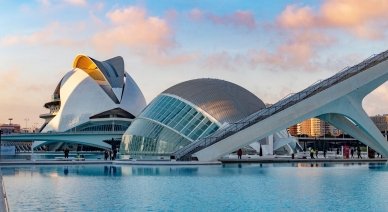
[368,163,388,171]
[104,166,119,176]
[2,162,384,178]
[3,162,388,212]
[131,166,199,176]
[290,162,372,168]
[64,166,69,175]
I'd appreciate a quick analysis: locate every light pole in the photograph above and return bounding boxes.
[24,118,29,132]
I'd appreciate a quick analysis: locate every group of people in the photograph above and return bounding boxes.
[309,148,318,159]
[104,148,118,160]
[310,146,372,159]
[309,148,328,159]
[350,146,362,159]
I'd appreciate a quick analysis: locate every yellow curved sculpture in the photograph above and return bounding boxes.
[73,55,107,83]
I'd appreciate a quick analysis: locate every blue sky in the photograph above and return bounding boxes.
[0,0,387,127]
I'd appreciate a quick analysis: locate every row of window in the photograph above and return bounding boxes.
[140,95,219,140]
[121,119,191,155]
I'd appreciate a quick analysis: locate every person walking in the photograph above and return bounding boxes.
[315,148,319,159]
[63,147,69,158]
[104,150,109,160]
[357,146,362,159]
[323,149,327,158]
[310,148,315,159]
[350,148,354,159]
[237,149,242,159]
[112,148,117,160]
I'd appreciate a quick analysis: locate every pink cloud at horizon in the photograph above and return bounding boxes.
[92,6,174,53]
[0,22,84,47]
[278,0,388,39]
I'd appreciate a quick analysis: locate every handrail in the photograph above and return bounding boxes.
[173,49,388,160]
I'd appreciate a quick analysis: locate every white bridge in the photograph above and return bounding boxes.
[174,50,388,161]
[1,131,124,149]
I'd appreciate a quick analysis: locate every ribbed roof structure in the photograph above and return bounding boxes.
[162,78,265,123]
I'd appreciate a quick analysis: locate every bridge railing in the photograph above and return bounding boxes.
[173,49,388,160]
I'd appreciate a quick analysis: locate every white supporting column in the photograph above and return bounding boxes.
[267,134,273,155]
[320,111,388,157]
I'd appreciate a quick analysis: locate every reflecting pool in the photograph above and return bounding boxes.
[2,162,388,211]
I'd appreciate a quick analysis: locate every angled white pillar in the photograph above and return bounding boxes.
[319,70,388,156]
[319,113,388,156]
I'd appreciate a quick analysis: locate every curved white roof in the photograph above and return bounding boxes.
[42,55,146,132]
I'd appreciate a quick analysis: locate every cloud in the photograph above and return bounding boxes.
[197,1,386,72]
[254,31,334,70]
[37,0,51,7]
[200,28,338,73]
[202,51,248,71]
[92,6,174,53]
[37,0,88,8]
[63,0,87,7]
[189,8,203,21]
[267,0,388,71]
[0,22,83,47]
[189,9,256,29]
[278,0,388,39]
[277,5,316,29]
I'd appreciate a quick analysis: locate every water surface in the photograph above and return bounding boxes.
[2,163,388,211]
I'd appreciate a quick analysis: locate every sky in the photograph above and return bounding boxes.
[0,0,388,128]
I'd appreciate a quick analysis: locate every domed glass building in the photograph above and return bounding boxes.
[120,78,266,158]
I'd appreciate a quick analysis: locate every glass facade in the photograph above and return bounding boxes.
[121,95,220,158]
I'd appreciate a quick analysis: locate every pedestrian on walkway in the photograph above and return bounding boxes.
[310,148,315,159]
[237,149,242,159]
[104,150,109,160]
[357,146,362,159]
[350,148,354,158]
